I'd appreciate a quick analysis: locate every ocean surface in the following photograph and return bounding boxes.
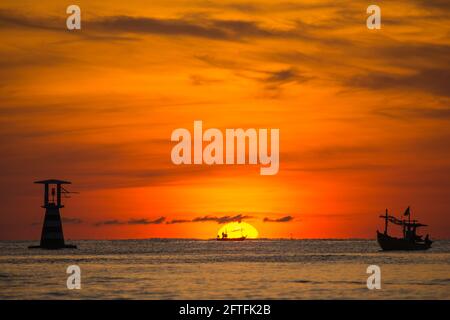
[0,239,449,299]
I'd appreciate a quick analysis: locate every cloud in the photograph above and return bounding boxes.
[166,219,192,224]
[376,44,450,66]
[89,14,353,47]
[0,9,61,31]
[94,214,252,226]
[264,68,311,85]
[128,217,166,225]
[192,214,253,224]
[90,15,347,44]
[93,219,124,227]
[167,214,253,224]
[91,16,228,40]
[196,54,311,91]
[263,216,294,222]
[0,10,138,43]
[196,55,312,90]
[94,217,166,226]
[0,12,293,43]
[347,68,450,97]
[62,217,83,224]
[221,1,343,13]
[0,9,350,45]
[414,0,450,10]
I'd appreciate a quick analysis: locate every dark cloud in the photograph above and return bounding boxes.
[0,9,350,45]
[264,68,311,84]
[195,55,312,91]
[89,15,350,45]
[93,219,124,227]
[271,42,450,74]
[192,214,253,224]
[166,219,191,224]
[167,214,253,224]
[94,217,166,226]
[94,214,252,226]
[0,9,61,31]
[347,68,450,97]
[0,10,302,40]
[128,217,166,225]
[263,216,294,222]
[269,50,322,65]
[210,1,351,16]
[0,10,138,43]
[413,0,450,10]
[91,16,228,39]
[62,217,83,224]
[377,44,450,66]
[90,15,347,44]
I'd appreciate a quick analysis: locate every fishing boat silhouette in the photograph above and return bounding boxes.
[377,207,432,250]
[216,227,247,241]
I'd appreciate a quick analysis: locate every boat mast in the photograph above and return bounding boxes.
[409,207,411,225]
[384,209,388,234]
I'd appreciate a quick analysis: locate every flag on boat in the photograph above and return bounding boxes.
[404,206,410,216]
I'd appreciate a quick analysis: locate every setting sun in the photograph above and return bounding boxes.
[217,222,259,239]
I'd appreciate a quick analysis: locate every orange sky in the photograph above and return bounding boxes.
[0,0,449,240]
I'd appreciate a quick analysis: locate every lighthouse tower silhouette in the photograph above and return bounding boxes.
[29,179,77,249]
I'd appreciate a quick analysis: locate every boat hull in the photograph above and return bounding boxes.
[377,231,432,251]
[216,236,246,241]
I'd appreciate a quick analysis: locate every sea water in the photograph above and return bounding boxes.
[0,239,449,299]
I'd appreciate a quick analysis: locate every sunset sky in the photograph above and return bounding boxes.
[0,0,449,240]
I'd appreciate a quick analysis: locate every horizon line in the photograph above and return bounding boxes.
[2,237,449,241]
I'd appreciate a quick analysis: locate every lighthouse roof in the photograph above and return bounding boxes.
[34,179,71,184]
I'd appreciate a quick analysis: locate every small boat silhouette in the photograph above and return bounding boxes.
[216,229,247,241]
[377,207,432,251]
